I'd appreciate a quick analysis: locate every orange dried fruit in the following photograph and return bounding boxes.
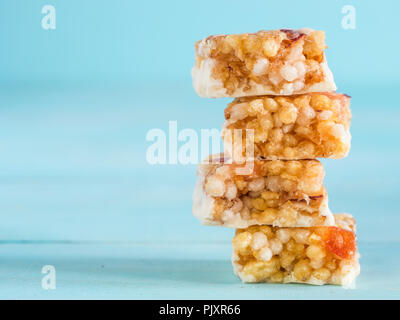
[318,226,356,260]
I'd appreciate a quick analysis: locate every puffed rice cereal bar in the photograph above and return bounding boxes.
[232,214,360,287]
[193,155,333,228]
[192,28,336,98]
[223,92,351,160]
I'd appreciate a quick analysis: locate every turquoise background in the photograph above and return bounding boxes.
[0,0,399,299]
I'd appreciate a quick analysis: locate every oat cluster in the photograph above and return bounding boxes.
[197,159,330,227]
[198,30,325,95]
[232,218,359,285]
[223,93,351,159]
[192,29,337,98]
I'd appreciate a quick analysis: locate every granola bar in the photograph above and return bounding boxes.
[232,214,360,287]
[192,28,336,98]
[193,156,333,228]
[223,92,351,160]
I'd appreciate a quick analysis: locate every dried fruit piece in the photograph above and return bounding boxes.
[318,226,356,260]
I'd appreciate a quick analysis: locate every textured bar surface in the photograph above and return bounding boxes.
[192,28,336,98]
[232,214,360,287]
[193,156,333,228]
[223,92,351,160]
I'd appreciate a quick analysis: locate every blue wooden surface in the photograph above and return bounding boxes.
[0,84,399,299]
[0,242,399,299]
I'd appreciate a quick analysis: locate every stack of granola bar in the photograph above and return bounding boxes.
[191,29,360,287]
